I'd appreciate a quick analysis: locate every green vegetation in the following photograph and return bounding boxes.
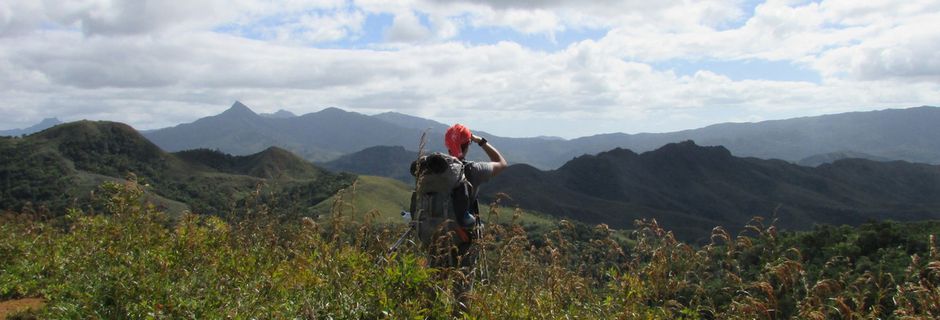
[0,135,74,212]
[4,119,940,318]
[311,175,414,223]
[321,145,418,183]
[311,175,566,240]
[2,180,939,319]
[482,141,940,242]
[0,121,354,218]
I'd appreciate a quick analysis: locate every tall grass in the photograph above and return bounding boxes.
[2,179,939,319]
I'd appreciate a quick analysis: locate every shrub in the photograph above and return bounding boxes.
[1,180,939,318]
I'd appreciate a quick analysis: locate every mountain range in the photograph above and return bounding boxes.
[0,118,62,136]
[5,118,940,242]
[143,102,431,163]
[796,151,891,167]
[477,141,940,241]
[0,120,353,216]
[140,102,940,170]
[321,145,418,183]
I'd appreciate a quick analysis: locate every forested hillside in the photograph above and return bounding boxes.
[0,121,354,217]
[481,141,940,241]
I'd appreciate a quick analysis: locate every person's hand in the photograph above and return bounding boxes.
[470,135,482,143]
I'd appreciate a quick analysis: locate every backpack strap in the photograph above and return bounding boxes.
[450,180,471,218]
[461,161,479,214]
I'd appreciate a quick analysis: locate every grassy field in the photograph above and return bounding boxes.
[311,175,563,231]
[2,180,940,319]
[310,175,413,223]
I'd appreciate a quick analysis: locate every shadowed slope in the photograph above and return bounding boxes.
[481,141,940,241]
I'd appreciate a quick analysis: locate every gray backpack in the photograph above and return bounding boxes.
[410,152,476,246]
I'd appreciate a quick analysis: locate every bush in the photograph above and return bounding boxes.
[1,181,939,318]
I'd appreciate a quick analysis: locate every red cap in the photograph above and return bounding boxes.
[445,124,472,158]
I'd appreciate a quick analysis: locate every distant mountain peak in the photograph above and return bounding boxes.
[534,135,566,141]
[572,142,733,167]
[375,111,406,117]
[306,107,373,120]
[232,100,249,109]
[596,147,639,159]
[0,117,64,136]
[797,151,891,167]
[260,109,297,119]
[372,111,449,132]
[37,117,62,126]
[655,140,729,154]
[221,101,257,117]
[318,107,348,114]
[641,140,735,166]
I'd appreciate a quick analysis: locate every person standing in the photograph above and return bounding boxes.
[416,123,508,312]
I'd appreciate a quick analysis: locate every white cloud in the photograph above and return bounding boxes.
[814,12,940,82]
[425,0,742,30]
[820,0,940,26]
[596,1,845,62]
[3,0,245,37]
[0,0,46,37]
[0,0,939,138]
[297,10,366,43]
[586,0,940,85]
[386,11,432,43]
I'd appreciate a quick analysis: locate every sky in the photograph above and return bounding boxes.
[1,0,939,139]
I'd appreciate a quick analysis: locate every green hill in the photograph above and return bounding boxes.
[311,175,413,223]
[0,121,354,216]
[311,174,562,238]
[482,140,940,242]
[176,146,328,180]
[320,146,418,183]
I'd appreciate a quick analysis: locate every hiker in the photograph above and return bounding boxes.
[409,123,507,311]
[442,123,508,226]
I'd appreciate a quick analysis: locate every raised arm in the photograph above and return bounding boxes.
[471,135,508,176]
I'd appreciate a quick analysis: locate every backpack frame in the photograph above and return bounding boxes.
[410,154,479,246]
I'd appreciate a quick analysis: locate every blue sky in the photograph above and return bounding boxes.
[220,5,819,83]
[1,0,938,138]
[449,20,609,53]
[653,59,821,83]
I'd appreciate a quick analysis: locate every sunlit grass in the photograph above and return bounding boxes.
[2,179,939,319]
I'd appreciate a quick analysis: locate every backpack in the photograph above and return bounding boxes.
[409,152,478,246]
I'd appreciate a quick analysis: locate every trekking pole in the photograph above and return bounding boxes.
[474,215,487,281]
[388,211,417,254]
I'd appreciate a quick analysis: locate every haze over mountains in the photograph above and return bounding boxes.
[0,118,62,136]
[140,102,940,170]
